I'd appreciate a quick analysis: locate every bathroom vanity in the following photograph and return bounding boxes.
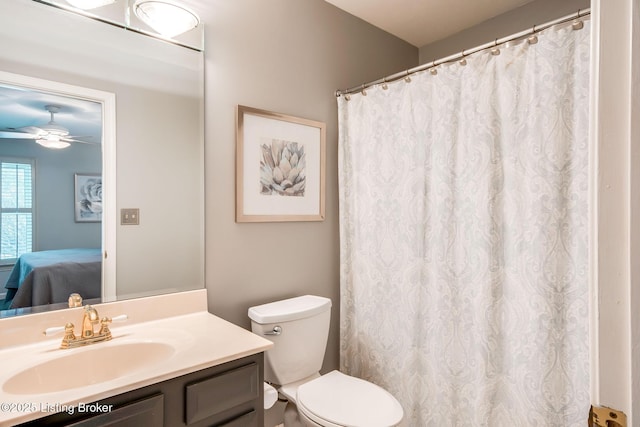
[0,290,272,427]
[17,353,263,426]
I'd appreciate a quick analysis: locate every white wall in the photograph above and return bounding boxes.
[632,2,640,422]
[591,0,640,423]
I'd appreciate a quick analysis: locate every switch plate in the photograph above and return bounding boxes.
[121,208,140,225]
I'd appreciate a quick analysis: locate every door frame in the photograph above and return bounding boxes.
[589,0,640,423]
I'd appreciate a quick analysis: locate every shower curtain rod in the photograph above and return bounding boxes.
[335,8,591,97]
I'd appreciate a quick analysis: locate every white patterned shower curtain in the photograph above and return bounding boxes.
[338,21,590,426]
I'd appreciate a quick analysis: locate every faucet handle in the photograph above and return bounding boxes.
[43,323,75,338]
[110,314,128,323]
[97,314,128,338]
[44,323,77,349]
[43,324,68,336]
[43,315,126,336]
[43,326,64,336]
[98,314,128,326]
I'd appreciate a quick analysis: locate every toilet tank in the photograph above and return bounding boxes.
[248,295,331,386]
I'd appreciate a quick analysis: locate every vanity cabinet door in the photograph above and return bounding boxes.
[185,362,259,424]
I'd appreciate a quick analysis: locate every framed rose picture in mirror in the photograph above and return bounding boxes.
[74,173,102,223]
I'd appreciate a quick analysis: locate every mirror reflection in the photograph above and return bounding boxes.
[0,0,205,317]
[0,85,104,311]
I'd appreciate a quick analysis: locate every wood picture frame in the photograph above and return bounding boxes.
[236,105,326,222]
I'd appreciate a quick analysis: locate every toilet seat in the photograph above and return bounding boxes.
[296,370,403,427]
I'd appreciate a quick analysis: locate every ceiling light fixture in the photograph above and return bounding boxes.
[33,105,71,149]
[133,0,200,38]
[36,135,71,150]
[65,0,116,10]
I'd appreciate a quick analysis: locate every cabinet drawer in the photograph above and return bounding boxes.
[185,362,259,425]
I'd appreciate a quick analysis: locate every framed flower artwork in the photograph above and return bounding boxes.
[236,105,326,222]
[74,173,102,222]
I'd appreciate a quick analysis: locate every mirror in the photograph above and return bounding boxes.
[0,0,204,316]
[0,73,116,313]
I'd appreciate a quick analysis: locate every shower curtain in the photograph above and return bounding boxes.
[338,21,590,426]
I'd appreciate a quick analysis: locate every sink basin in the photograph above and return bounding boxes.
[3,342,174,394]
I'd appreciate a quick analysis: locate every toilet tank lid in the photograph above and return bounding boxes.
[248,295,332,324]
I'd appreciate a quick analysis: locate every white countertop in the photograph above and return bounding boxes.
[0,291,273,426]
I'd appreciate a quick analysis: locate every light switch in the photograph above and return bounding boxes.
[121,208,140,225]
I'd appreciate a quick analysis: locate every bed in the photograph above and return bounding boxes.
[1,248,102,310]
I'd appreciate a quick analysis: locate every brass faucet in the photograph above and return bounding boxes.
[58,305,116,349]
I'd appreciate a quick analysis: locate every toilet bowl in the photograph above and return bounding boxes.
[249,295,403,427]
[296,370,403,427]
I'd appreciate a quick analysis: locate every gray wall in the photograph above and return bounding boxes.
[201,0,417,384]
[419,0,590,64]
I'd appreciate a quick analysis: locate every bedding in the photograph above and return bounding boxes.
[1,248,102,310]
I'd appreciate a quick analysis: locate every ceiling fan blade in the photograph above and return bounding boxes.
[0,130,39,139]
[16,126,46,135]
[61,137,99,145]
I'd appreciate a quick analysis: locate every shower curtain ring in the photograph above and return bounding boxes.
[459,50,467,66]
[429,60,438,75]
[572,10,584,30]
[381,78,388,90]
[361,84,367,96]
[404,71,412,83]
[527,25,539,44]
[491,39,501,56]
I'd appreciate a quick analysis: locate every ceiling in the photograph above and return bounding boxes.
[0,84,102,145]
[324,0,535,47]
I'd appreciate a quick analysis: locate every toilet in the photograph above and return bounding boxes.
[248,295,403,427]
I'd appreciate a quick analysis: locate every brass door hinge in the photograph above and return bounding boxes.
[589,405,627,427]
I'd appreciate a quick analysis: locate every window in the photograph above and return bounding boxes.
[0,159,34,265]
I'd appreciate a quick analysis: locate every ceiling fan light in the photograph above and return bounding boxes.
[36,138,71,150]
[65,0,116,10]
[134,0,200,38]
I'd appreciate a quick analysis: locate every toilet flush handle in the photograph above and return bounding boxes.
[264,326,282,336]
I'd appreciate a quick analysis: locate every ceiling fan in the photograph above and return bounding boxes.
[0,105,97,149]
